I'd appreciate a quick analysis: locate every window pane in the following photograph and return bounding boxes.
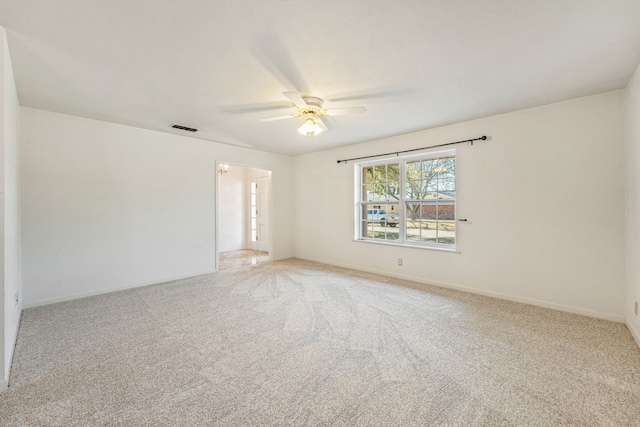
[368,183,387,202]
[405,179,422,200]
[416,159,435,197]
[422,158,437,177]
[438,157,456,193]
[438,202,455,220]
[423,186,438,200]
[361,202,399,240]
[382,203,399,229]
[406,203,420,220]
[406,160,421,181]
[373,165,386,182]
[437,204,455,245]
[405,203,420,241]
[421,204,437,243]
[406,223,421,241]
[406,229,420,241]
[426,176,438,193]
[386,183,400,200]
[421,235,437,244]
[362,166,373,184]
[365,163,399,202]
[362,184,370,201]
[373,228,386,240]
[383,203,399,215]
[361,205,371,221]
[386,228,400,240]
[362,221,374,238]
[387,163,400,185]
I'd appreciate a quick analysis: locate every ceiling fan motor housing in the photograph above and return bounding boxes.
[301,97,324,116]
[301,96,324,108]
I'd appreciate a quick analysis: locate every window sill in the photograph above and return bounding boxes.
[353,239,461,254]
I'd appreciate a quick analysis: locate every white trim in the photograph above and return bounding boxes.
[626,318,640,349]
[4,307,22,388]
[353,238,461,253]
[215,162,221,271]
[249,179,258,251]
[295,255,625,323]
[23,269,217,309]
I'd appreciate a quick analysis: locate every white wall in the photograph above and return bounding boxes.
[0,27,21,391]
[218,166,248,252]
[295,90,626,321]
[626,63,640,346]
[21,107,294,307]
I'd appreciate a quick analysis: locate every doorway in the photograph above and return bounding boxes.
[216,163,271,270]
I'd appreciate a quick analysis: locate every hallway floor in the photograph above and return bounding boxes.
[218,249,269,270]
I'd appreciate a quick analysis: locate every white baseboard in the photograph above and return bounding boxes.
[295,256,625,323]
[24,269,217,309]
[626,318,640,349]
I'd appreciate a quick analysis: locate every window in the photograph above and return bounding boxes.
[357,150,456,248]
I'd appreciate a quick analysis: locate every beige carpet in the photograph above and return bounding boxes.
[1,258,639,426]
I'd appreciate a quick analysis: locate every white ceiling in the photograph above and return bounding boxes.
[1,1,639,156]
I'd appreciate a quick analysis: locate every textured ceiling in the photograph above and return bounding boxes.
[1,0,639,155]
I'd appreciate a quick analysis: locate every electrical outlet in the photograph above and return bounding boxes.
[397,258,403,266]
[14,292,19,305]
[635,301,638,316]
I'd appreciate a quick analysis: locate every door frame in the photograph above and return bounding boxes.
[215,160,273,271]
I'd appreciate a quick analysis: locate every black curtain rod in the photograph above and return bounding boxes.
[336,135,487,164]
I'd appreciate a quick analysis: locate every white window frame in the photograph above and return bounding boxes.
[355,149,457,250]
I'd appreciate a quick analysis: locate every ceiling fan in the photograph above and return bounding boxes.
[260,91,367,136]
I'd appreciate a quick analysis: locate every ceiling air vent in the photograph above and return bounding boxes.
[171,124,198,132]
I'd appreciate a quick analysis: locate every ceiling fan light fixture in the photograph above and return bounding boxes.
[297,116,324,137]
[261,91,362,136]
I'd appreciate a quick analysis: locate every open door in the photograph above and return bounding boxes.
[256,176,270,252]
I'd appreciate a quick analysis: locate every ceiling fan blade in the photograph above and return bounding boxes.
[283,91,308,108]
[221,101,295,114]
[252,34,310,95]
[325,106,367,116]
[259,115,295,122]
[327,87,411,102]
[316,118,328,132]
